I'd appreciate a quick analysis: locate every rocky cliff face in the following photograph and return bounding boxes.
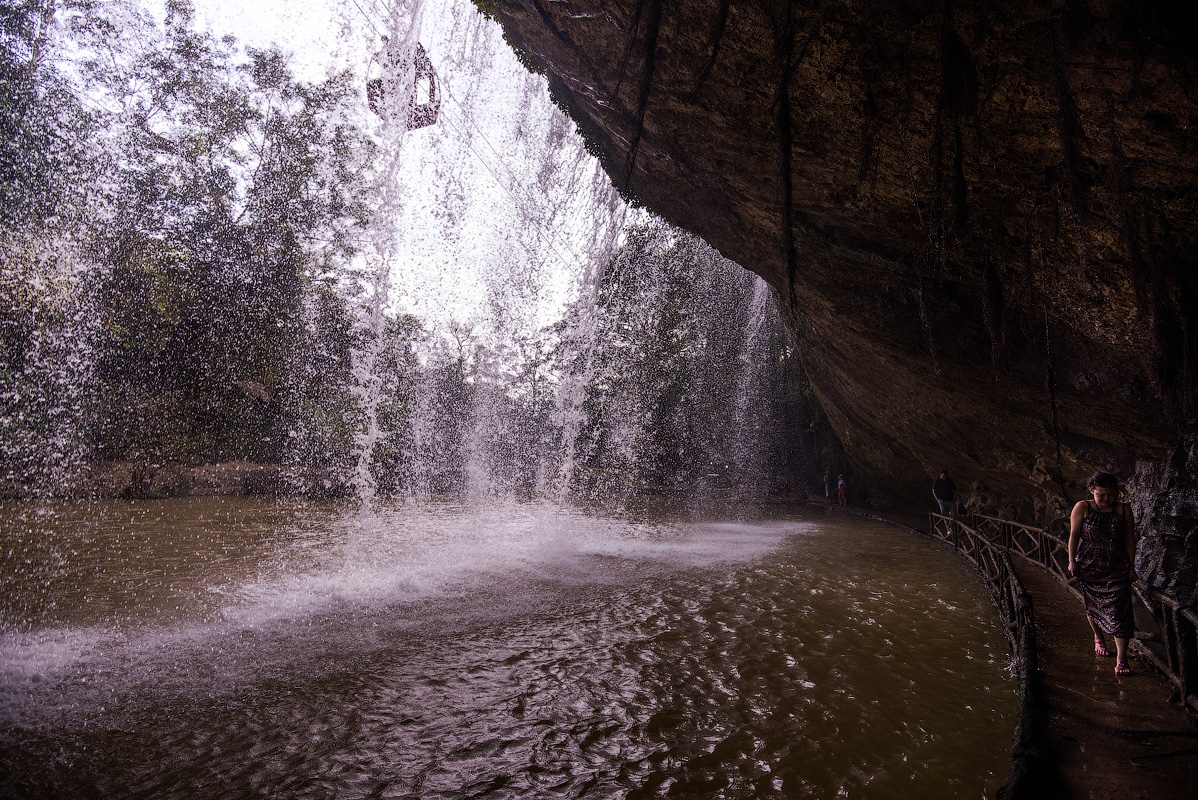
[482,0,1197,524]
[1129,430,1198,606]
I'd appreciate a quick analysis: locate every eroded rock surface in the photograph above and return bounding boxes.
[1130,430,1198,606]
[483,0,1197,522]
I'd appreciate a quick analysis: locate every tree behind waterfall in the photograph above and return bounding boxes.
[566,220,812,496]
[82,1,372,469]
[0,0,375,493]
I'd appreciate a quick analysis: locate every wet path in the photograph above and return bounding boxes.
[853,505,1198,799]
[1011,560,1197,800]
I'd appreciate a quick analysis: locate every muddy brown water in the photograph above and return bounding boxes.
[1,498,1016,799]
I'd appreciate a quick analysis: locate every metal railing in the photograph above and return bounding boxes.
[937,512,1198,715]
[928,513,1042,799]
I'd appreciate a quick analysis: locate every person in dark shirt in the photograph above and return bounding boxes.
[932,470,957,517]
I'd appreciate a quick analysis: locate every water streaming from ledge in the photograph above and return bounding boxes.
[1,498,1015,799]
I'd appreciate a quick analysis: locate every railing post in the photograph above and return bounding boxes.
[1181,610,1198,708]
[1164,603,1181,679]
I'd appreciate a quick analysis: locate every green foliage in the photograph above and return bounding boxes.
[79,1,372,466]
[0,0,93,230]
[1,0,373,482]
[468,0,501,23]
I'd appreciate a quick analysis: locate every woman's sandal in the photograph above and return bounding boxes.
[1094,639,1112,658]
[1115,660,1132,676]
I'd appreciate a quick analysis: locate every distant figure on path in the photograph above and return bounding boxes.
[836,474,846,507]
[823,472,831,502]
[1068,472,1137,676]
[932,470,957,518]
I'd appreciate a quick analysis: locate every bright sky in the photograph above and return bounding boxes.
[170,0,628,340]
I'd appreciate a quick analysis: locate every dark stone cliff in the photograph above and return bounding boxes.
[480,0,1198,530]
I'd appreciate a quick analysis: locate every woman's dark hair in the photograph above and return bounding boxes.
[1087,471,1119,491]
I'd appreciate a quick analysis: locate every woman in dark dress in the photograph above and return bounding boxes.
[1068,472,1137,675]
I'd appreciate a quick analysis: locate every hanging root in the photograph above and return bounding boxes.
[855,84,878,200]
[1051,27,1093,279]
[927,116,947,272]
[1101,92,1196,409]
[929,20,977,270]
[951,121,967,231]
[1043,304,1066,489]
[620,0,664,188]
[981,250,1005,370]
[775,4,799,314]
[939,22,976,233]
[1020,220,1038,338]
[916,262,941,377]
[1104,93,1146,300]
[1144,217,1197,412]
[771,2,823,316]
[687,0,732,101]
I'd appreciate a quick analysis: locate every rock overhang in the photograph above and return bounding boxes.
[479,0,1198,520]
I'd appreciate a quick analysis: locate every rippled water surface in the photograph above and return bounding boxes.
[1,498,1015,799]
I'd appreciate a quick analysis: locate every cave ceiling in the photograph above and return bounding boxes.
[482,0,1198,517]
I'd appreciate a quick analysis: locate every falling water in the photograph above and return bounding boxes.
[349,0,429,501]
[0,9,98,499]
[336,0,628,502]
[731,278,786,493]
[0,259,94,497]
[545,222,809,499]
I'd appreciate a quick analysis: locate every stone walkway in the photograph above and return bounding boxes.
[850,505,1198,799]
[1012,560,1197,800]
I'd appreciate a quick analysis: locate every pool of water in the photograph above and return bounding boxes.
[0,497,1015,799]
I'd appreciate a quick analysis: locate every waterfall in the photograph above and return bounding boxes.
[731,277,782,493]
[0,250,95,497]
[338,0,628,502]
[348,0,429,502]
[548,221,804,499]
[0,0,807,503]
